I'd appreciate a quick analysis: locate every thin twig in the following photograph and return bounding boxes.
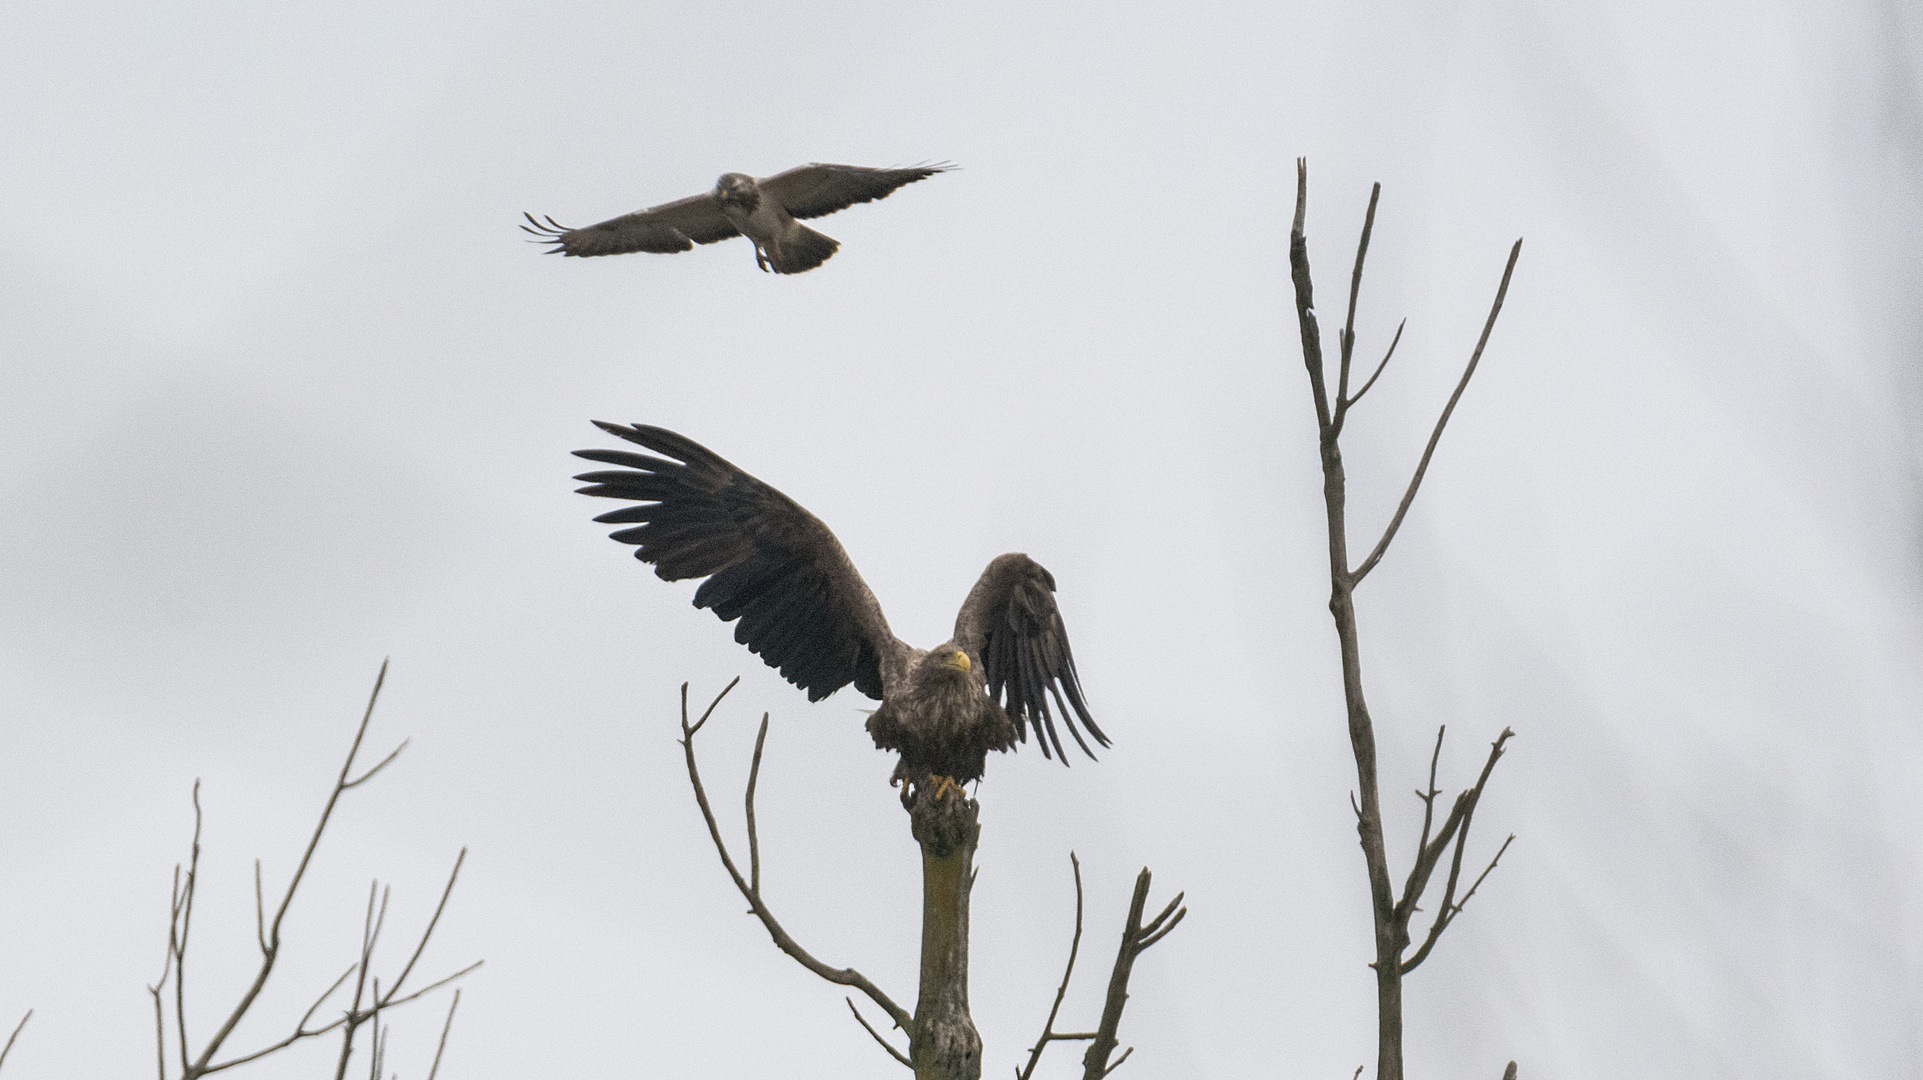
[379,849,467,1002]
[175,783,203,1078]
[1346,319,1404,409]
[1413,726,1446,868]
[426,990,460,1080]
[1351,239,1524,584]
[1335,182,1382,431]
[747,716,768,896]
[847,999,912,1069]
[0,1010,30,1073]
[253,860,265,954]
[343,740,408,790]
[678,682,912,1032]
[1018,854,1088,1080]
[366,978,383,1080]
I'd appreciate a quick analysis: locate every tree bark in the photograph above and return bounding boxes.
[909,792,982,1080]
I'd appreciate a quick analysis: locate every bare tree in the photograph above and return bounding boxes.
[676,679,1185,1080]
[146,661,477,1079]
[1286,159,1522,1080]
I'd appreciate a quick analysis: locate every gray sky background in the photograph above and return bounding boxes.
[3,1,1921,1076]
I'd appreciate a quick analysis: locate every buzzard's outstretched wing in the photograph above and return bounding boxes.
[758,163,954,221]
[574,422,904,702]
[522,193,738,257]
[952,553,1107,762]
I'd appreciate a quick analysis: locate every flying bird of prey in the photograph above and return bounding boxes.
[573,422,1107,798]
[523,162,954,275]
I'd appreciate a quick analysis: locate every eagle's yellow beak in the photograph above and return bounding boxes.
[945,651,972,673]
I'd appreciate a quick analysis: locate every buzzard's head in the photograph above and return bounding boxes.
[714,172,758,210]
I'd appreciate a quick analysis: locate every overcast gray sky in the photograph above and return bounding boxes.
[3,0,1921,1076]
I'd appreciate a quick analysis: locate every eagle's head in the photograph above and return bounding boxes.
[714,172,758,210]
[911,644,980,700]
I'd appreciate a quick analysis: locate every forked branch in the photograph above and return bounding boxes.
[678,680,914,1051]
[1394,728,1513,970]
[1081,869,1186,1080]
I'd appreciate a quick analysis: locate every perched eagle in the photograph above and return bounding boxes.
[573,422,1107,796]
[523,163,954,275]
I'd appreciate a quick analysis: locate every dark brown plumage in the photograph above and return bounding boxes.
[572,422,1106,789]
[524,163,953,274]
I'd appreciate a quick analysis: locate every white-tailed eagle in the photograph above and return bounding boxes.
[573,423,1107,795]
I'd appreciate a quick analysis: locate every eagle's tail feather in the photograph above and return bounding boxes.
[769,223,840,275]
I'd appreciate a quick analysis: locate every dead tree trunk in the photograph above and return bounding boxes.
[909,792,982,1080]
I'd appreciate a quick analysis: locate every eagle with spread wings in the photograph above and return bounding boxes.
[573,423,1107,798]
[524,163,953,275]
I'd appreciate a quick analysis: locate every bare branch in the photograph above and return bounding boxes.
[1503,1061,1518,1080]
[342,740,407,790]
[747,716,768,896]
[1081,868,1185,1080]
[175,783,203,1078]
[426,989,460,1080]
[679,683,912,1032]
[847,999,913,1069]
[1018,854,1087,1080]
[1352,239,1524,584]
[1346,319,1404,409]
[1136,894,1188,952]
[1291,158,1335,438]
[682,677,740,739]
[0,1010,31,1073]
[1412,726,1446,870]
[1402,730,1515,974]
[1334,182,1382,430]
[379,849,467,1003]
[151,984,166,1080]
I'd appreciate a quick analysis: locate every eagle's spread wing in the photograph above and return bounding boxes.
[574,422,903,702]
[952,553,1107,762]
[757,163,954,221]
[521,193,739,257]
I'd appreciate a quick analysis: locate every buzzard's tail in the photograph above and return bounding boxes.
[768,223,840,275]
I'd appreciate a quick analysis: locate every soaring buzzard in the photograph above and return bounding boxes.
[524,163,954,275]
[573,423,1106,796]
